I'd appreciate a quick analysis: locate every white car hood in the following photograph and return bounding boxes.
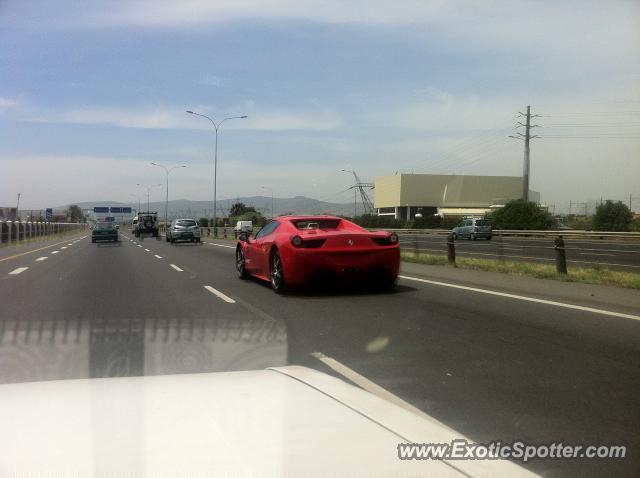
[0,366,536,477]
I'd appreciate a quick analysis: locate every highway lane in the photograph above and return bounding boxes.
[399,234,640,271]
[1,233,640,477]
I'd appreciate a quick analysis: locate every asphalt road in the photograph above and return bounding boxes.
[1,231,639,477]
[399,234,640,272]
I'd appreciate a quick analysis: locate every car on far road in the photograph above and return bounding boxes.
[236,215,400,293]
[91,222,119,243]
[166,218,201,244]
[133,212,159,239]
[452,218,492,240]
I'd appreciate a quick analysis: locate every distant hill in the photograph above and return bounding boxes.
[60,196,363,218]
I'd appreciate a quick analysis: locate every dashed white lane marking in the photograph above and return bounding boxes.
[9,267,29,275]
[399,275,640,321]
[203,285,236,304]
[144,248,150,252]
[137,245,142,248]
[51,251,59,254]
[170,264,183,272]
[35,257,48,262]
[67,243,73,246]
[61,246,67,249]
[154,255,162,259]
[205,242,235,249]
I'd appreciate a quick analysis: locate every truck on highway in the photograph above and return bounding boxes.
[133,212,159,239]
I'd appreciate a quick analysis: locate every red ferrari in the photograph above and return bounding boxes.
[235,215,400,293]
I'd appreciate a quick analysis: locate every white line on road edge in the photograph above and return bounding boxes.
[144,248,150,252]
[9,267,29,275]
[51,251,59,254]
[311,352,435,422]
[154,255,162,259]
[203,285,236,303]
[399,275,640,321]
[35,257,48,262]
[205,242,235,249]
[170,264,183,272]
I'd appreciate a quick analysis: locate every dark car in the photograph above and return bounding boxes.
[92,222,119,243]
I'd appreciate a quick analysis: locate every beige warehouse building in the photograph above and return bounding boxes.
[374,173,539,220]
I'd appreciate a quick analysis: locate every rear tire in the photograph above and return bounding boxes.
[452,233,457,240]
[91,238,96,243]
[487,236,492,241]
[166,235,170,242]
[270,249,287,294]
[470,233,476,241]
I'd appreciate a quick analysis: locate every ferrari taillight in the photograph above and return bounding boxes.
[389,232,399,244]
[291,235,303,247]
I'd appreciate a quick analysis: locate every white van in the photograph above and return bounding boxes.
[234,221,253,234]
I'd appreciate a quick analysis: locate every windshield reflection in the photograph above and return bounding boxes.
[0,317,288,384]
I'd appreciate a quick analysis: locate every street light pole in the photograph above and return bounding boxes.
[129,194,141,213]
[150,163,187,227]
[137,183,162,213]
[261,186,274,217]
[186,111,248,237]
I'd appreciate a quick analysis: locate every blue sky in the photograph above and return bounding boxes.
[1,0,639,212]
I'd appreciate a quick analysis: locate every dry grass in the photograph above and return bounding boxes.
[401,251,640,289]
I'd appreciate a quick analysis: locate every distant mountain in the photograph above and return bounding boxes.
[60,196,363,218]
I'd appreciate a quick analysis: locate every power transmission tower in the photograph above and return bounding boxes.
[343,170,375,215]
[509,105,540,201]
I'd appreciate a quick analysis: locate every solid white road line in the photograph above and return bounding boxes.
[51,251,59,254]
[579,253,615,257]
[399,275,640,321]
[35,257,48,262]
[154,255,162,259]
[203,285,236,304]
[170,264,183,272]
[205,242,235,249]
[9,267,29,275]
[311,352,434,422]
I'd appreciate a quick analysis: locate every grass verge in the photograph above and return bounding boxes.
[401,251,640,289]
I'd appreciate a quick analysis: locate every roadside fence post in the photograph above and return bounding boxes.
[554,235,568,274]
[447,232,456,267]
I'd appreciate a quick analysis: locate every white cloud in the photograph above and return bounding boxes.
[0,97,18,112]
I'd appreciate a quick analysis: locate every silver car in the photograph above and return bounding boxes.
[166,219,202,244]
[452,218,492,241]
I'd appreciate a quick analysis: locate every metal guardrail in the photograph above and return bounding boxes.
[0,221,87,246]
[371,228,640,241]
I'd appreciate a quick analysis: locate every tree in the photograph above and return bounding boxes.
[66,205,84,223]
[198,217,209,227]
[229,202,256,217]
[488,199,556,230]
[592,201,633,231]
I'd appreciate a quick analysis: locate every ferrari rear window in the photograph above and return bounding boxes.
[292,219,341,230]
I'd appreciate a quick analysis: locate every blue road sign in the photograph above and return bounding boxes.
[122,207,132,214]
[45,208,53,220]
[110,207,122,213]
[94,207,109,213]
